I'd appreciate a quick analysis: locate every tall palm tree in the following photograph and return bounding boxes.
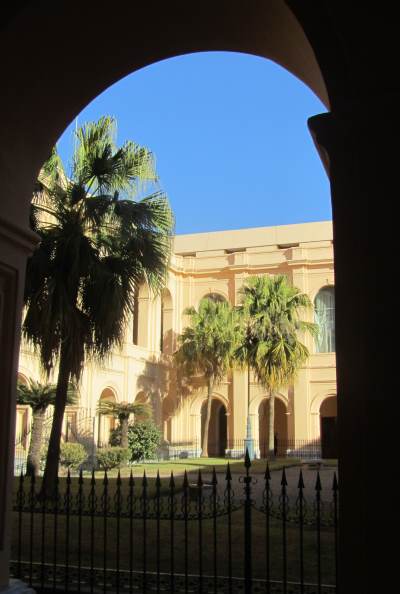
[23,116,174,490]
[236,275,318,458]
[16,379,77,476]
[174,298,237,457]
[98,400,151,448]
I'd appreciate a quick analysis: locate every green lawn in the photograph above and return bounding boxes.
[87,456,302,479]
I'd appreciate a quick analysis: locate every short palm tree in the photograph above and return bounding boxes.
[97,400,151,448]
[16,379,77,476]
[174,298,237,457]
[23,116,174,490]
[236,275,318,458]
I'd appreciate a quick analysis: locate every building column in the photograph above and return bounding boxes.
[0,215,38,590]
[309,102,398,594]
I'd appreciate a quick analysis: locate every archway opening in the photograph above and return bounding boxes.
[201,399,227,457]
[258,397,288,458]
[134,391,150,423]
[98,388,117,446]
[320,395,337,459]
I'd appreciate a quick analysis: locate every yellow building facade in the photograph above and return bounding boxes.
[17,220,337,459]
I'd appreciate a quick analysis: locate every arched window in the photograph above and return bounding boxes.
[203,292,226,303]
[314,287,335,353]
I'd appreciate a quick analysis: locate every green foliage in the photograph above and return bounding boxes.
[235,275,318,391]
[110,421,162,462]
[96,447,130,470]
[59,442,87,469]
[16,378,77,412]
[97,399,151,421]
[174,298,238,384]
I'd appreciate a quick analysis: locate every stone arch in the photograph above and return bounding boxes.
[319,395,338,459]
[98,387,118,446]
[200,291,228,305]
[134,390,151,422]
[17,372,29,386]
[248,391,289,416]
[201,398,228,457]
[258,396,288,457]
[310,391,337,416]
[190,392,230,417]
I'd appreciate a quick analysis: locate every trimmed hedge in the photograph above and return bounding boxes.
[96,447,130,470]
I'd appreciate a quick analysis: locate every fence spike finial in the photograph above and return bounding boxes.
[244,448,251,469]
[265,463,271,481]
[183,469,189,488]
[315,471,322,491]
[298,469,305,489]
[212,467,217,485]
[170,470,175,489]
[225,462,232,482]
[332,471,339,491]
[281,467,288,487]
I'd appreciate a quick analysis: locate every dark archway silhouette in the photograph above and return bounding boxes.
[0,4,393,592]
[201,399,227,457]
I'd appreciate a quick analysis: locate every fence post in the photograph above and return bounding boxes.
[244,449,252,594]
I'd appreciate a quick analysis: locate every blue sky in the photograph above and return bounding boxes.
[57,52,330,235]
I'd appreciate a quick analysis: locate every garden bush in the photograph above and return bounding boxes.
[110,420,162,462]
[59,442,87,469]
[96,447,130,470]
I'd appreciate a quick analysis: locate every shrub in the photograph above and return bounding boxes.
[59,442,87,469]
[110,420,162,461]
[96,447,130,470]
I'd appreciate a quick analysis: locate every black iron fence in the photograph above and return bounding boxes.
[11,455,338,593]
[226,439,323,460]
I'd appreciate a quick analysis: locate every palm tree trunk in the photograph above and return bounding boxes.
[42,346,72,494]
[268,390,275,458]
[201,377,214,457]
[120,416,129,449]
[26,409,45,477]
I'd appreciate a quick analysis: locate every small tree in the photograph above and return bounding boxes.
[128,420,162,462]
[174,298,237,457]
[16,378,77,476]
[237,275,318,457]
[98,400,151,448]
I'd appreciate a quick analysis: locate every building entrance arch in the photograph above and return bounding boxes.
[320,395,337,459]
[0,3,391,592]
[98,388,117,447]
[201,399,227,457]
[258,397,288,458]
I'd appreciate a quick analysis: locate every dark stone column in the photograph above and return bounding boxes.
[0,215,37,589]
[309,103,396,594]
